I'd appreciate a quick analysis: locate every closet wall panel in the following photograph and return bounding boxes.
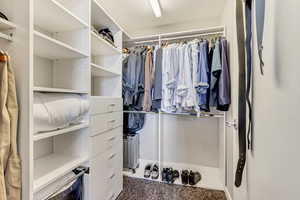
[140,115,220,168]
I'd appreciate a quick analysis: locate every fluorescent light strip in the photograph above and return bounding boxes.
[149,0,162,18]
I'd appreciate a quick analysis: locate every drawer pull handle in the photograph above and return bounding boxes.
[108,136,116,141]
[108,153,116,160]
[109,104,116,107]
[109,173,116,179]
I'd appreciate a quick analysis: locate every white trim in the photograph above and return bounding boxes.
[225,187,233,200]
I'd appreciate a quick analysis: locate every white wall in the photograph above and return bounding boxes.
[139,114,221,168]
[247,0,300,199]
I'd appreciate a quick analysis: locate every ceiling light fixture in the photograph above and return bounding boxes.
[149,0,162,18]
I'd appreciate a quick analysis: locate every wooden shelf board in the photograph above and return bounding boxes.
[91,63,120,77]
[34,31,88,59]
[34,86,88,94]
[91,31,121,56]
[33,123,89,141]
[34,0,88,32]
[34,154,88,192]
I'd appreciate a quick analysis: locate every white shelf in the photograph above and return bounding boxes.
[91,31,121,56]
[33,123,89,141]
[91,63,120,77]
[91,0,121,33]
[123,159,224,191]
[34,87,88,94]
[0,32,13,41]
[34,31,88,59]
[34,154,88,192]
[34,0,88,32]
[0,18,17,30]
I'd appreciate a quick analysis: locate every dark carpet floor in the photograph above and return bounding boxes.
[117,176,227,200]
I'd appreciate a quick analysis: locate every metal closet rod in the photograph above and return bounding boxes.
[123,110,224,118]
[133,31,225,44]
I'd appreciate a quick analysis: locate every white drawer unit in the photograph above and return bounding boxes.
[91,97,122,115]
[90,127,122,158]
[90,97,123,200]
[90,112,123,136]
[90,142,123,200]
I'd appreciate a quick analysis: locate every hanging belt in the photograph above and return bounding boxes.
[235,0,247,188]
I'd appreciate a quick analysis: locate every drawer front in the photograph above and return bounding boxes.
[91,112,123,136]
[91,97,122,115]
[90,146,123,200]
[91,127,122,158]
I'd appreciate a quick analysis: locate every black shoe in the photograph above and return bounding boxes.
[181,170,189,185]
[189,170,202,186]
[166,168,174,183]
[162,168,168,182]
[173,170,179,182]
[144,164,152,178]
[151,164,159,179]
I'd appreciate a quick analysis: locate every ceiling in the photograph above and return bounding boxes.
[98,0,227,38]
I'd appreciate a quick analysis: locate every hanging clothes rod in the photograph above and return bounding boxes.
[123,110,224,118]
[133,31,225,44]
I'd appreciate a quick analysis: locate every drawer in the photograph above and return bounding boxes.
[91,127,122,158]
[91,112,123,136]
[91,97,122,115]
[90,147,123,200]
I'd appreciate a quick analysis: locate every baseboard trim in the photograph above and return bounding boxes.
[225,187,233,200]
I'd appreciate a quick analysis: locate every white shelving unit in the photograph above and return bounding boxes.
[34,31,88,59]
[33,86,89,94]
[34,0,88,32]
[34,154,88,192]
[91,63,120,77]
[91,32,121,56]
[33,123,89,141]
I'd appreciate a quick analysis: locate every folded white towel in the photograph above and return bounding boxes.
[34,92,89,134]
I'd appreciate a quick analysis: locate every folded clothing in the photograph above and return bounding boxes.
[34,92,89,134]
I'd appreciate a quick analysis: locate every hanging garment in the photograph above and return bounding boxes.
[209,40,222,107]
[217,39,231,111]
[256,0,265,75]
[152,48,163,111]
[0,52,21,200]
[143,49,154,111]
[195,41,210,112]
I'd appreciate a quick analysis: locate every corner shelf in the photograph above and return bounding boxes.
[91,63,120,77]
[33,123,89,142]
[34,31,88,59]
[34,0,88,32]
[91,31,121,56]
[34,154,88,192]
[34,86,89,94]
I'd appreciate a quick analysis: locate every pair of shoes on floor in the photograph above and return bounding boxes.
[144,163,159,179]
[162,168,179,184]
[181,170,202,186]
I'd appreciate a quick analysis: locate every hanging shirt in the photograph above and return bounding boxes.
[143,49,154,111]
[152,48,163,110]
[191,41,200,112]
[217,39,231,111]
[196,41,210,112]
[210,40,222,107]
